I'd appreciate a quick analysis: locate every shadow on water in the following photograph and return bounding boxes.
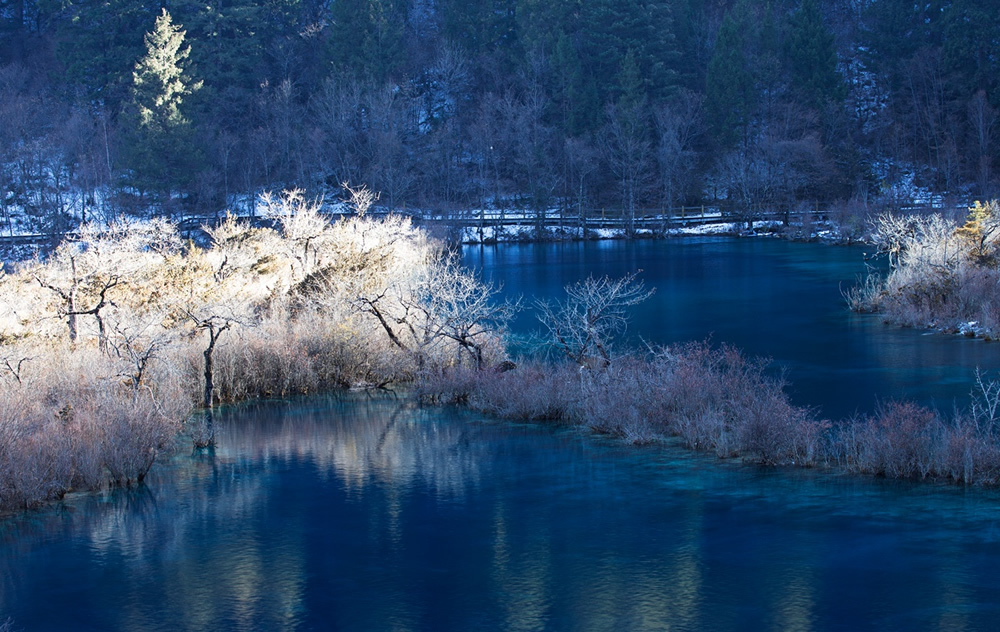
[3,394,1000,630]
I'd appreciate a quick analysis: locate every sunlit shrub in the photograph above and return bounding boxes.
[851,204,1000,336]
[0,190,512,512]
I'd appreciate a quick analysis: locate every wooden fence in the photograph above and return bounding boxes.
[0,199,976,252]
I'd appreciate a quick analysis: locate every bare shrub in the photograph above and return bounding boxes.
[461,361,579,421]
[863,205,1000,336]
[414,365,483,405]
[937,413,1000,485]
[422,341,828,462]
[576,355,668,443]
[839,401,940,479]
[842,272,886,313]
[0,337,187,511]
[653,343,827,465]
[213,325,317,401]
[95,391,178,485]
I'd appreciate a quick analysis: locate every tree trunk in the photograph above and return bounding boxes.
[203,331,216,409]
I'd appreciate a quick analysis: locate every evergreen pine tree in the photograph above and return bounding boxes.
[705,8,756,148]
[581,0,678,106]
[124,9,202,196]
[942,0,1000,105]
[327,0,407,81]
[553,31,600,136]
[784,0,844,110]
[54,0,157,111]
[439,0,519,64]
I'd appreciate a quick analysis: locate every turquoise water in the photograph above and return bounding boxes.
[465,237,1000,418]
[4,238,1000,631]
[3,396,1000,631]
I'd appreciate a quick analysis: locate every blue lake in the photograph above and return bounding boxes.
[3,238,1000,631]
[466,237,1000,418]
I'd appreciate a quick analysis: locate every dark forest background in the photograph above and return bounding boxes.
[1,0,998,233]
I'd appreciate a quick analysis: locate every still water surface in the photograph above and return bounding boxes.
[3,238,1000,631]
[466,237,1000,417]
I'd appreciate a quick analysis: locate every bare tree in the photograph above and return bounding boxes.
[564,137,598,235]
[311,76,366,195]
[189,312,236,409]
[654,90,702,226]
[108,320,170,399]
[32,245,119,347]
[717,146,780,230]
[968,90,997,198]
[602,102,653,237]
[258,189,330,278]
[500,86,559,234]
[1,356,29,385]
[361,83,416,210]
[343,182,379,216]
[401,251,517,370]
[537,273,653,368]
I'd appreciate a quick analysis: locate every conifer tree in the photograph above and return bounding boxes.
[327,0,407,81]
[54,0,156,111]
[705,8,756,148]
[942,0,1000,105]
[439,0,518,63]
[124,9,203,196]
[553,31,600,136]
[581,0,678,106]
[784,0,844,111]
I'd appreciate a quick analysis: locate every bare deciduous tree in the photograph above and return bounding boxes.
[401,251,517,370]
[654,90,702,224]
[602,103,653,237]
[537,272,653,368]
[968,90,997,198]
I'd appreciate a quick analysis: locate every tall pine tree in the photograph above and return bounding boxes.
[327,0,407,81]
[54,0,157,111]
[124,9,202,196]
[705,7,756,148]
[784,0,844,111]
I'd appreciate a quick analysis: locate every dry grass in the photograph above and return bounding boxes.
[419,342,829,464]
[420,341,1000,486]
[0,343,188,511]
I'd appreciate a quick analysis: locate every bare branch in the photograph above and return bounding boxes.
[538,272,653,367]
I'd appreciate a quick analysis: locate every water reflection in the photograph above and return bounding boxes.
[214,397,488,500]
[3,396,1000,630]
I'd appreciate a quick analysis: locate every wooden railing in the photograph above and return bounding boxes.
[0,199,977,252]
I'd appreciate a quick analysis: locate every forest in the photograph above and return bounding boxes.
[1,0,999,236]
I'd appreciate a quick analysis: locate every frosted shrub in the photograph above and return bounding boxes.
[853,204,1000,336]
[467,362,578,421]
[0,189,514,512]
[842,402,942,478]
